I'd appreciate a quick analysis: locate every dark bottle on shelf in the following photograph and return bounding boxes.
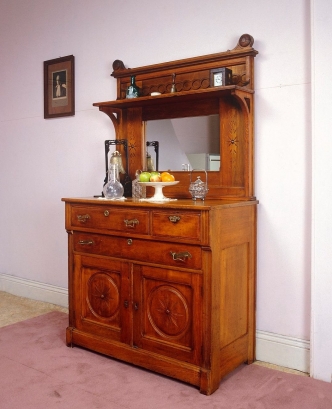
[126,75,140,99]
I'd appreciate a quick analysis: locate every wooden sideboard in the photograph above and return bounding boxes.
[63,197,257,395]
[63,34,258,395]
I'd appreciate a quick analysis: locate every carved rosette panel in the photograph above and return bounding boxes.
[228,110,239,156]
[220,99,246,189]
[87,272,119,319]
[128,139,137,158]
[147,285,189,339]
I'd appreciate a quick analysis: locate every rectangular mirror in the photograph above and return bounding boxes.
[145,115,220,171]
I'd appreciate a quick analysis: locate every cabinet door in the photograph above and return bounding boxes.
[133,264,202,365]
[72,254,131,344]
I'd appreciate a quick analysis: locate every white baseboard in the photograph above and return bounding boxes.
[0,273,68,308]
[0,273,310,372]
[256,330,310,373]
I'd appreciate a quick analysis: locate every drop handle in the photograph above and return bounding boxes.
[124,218,139,228]
[134,302,139,311]
[78,240,94,245]
[170,251,192,262]
[169,215,181,223]
[124,300,129,309]
[77,214,90,223]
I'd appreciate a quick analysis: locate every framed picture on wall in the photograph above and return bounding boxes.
[43,55,75,118]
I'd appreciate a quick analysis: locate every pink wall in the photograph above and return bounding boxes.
[0,0,320,373]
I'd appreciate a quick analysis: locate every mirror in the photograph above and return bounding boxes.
[145,115,220,171]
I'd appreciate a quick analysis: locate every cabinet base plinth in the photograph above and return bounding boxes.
[67,328,253,395]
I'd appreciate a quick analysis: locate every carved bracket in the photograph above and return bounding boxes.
[99,106,121,133]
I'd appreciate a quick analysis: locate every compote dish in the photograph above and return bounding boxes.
[138,181,179,202]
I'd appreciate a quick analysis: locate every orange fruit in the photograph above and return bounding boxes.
[161,172,175,182]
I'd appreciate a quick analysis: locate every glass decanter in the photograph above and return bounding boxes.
[103,164,124,199]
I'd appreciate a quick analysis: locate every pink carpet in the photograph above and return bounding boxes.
[0,312,331,409]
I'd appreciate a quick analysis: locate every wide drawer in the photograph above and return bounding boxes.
[73,232,202,270]
[70,205,149,235]
[151,210,201,241]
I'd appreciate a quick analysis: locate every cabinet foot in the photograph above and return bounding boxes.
[66,326,74,347]
[199,369,220,396]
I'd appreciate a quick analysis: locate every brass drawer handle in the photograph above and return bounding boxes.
[104,210,110,217]
[77,214,90,223]
[170,251,192,262]
[127,239,133,245]
[169,215,181,223]
[78,240,94,246]
[124,218,139,228]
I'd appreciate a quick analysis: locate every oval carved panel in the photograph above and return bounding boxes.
[87,272,119,319]
[147,285,189,339]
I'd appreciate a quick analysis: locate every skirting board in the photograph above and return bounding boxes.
[0,273,68,308]
[256,330,310,374]
[0,272,310,373]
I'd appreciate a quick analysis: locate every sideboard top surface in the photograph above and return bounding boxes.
[61,197,258,210]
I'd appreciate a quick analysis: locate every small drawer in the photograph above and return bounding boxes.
[70,205,149,235]
[151,211,201,241]
[73,233,202,270]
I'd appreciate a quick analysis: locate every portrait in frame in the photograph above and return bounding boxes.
[44,55,75,118]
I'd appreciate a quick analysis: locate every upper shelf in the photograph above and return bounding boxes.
[93,85,254,119]
[94,86,255,123]
[93,85,254,108]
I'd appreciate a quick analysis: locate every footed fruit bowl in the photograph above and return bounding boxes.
[138,181,179,202]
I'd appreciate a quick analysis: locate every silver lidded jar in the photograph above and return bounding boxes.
[189,169,208,200]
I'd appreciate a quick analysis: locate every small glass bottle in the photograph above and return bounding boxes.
[132,170,146,199]
[103,164,124,199]
[126,75,140,99]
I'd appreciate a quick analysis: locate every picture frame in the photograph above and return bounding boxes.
[210,67,232,88]
[44,55,75,118]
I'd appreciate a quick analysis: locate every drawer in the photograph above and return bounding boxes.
[70,205,149,235]
[73,232,202,270]
[151,211,201,241]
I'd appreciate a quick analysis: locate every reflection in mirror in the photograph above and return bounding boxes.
[146,141,159,171]
[145,115,220,171]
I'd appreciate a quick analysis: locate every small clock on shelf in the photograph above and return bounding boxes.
[210,67,232,87]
